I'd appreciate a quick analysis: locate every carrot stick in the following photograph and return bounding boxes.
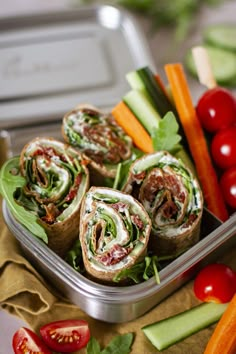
[204,294,236,354]
[112,101,154,153]
[165,63,228,221]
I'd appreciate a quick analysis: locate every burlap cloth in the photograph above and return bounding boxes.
[0,196,235,354]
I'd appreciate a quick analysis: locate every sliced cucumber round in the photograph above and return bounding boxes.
[185,45,236,87]
[204,24,236,52]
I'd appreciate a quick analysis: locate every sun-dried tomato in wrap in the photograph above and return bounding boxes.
[16,137,89,257]
[122,151,203,256]
[61,104,133,184]
[79,186,152,284]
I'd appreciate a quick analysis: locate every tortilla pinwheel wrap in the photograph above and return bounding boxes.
[122,151,203,256]
[17,137,90,257]
[61,104,133,183]
[79,186,152,283]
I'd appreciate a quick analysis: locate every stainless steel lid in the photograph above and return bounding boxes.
[0,5,154,130]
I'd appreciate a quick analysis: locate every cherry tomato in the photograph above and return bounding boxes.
[194,263,236,303]
[211,126,236,169]
[40,319,90,353]
[196,87,236,133]
[220,166,236,209]
[12,327,52,354]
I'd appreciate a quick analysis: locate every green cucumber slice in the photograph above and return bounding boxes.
[204,24,236,52]
[123,89,161,134]
[185,45,236,86]
[142,302,228,351]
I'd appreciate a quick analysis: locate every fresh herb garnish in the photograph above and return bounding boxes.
[151,111,182,154]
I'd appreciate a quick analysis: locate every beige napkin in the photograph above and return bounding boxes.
[1,196,235,354]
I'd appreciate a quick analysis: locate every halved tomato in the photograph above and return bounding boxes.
[40,319,90,353]
[12,327,52,354]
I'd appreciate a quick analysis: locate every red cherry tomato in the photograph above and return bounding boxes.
[196,87,236,133]
[194,263,236,303]
[12,327,52,354]
[211,126,236,169]
[40,319,90,353]
[220,166,236,209]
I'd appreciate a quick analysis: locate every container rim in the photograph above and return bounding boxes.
[3,200,236,303]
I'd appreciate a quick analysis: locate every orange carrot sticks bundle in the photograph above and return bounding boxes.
[204,293,236,354]
[165,63,228,221]
[111,101,154,154]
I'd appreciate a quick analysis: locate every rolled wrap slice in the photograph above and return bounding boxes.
[61,104,133,181]
[79,186,152,283]
[18,137,90,257]
[122,151,203,256]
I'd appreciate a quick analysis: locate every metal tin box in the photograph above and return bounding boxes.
[3,202,236,323]
[1,6,236,324]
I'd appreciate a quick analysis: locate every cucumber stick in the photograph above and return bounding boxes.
[204,24,236,52]
[126,70,147,91]
[185,45,236,86]
[126,67,175,117]
[142,302,228,351]
[123,89,161,134]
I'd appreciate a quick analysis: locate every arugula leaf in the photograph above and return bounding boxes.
[101,333,134,354]
[0,157,47,243]
[151,111,182,153]
[113,256,161,284]
[86,337,101,354]
[65,239,85,273]
[143,256,160,284]
[86,334,134,354]
[113,250,190,285]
